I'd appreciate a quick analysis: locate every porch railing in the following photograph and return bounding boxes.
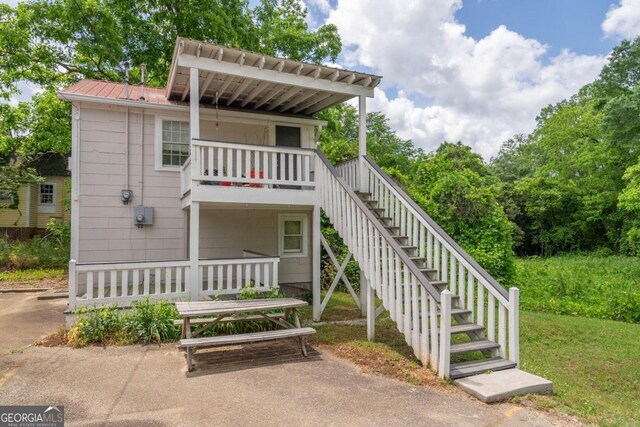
[180,139,316,196]
[68,252,279,311]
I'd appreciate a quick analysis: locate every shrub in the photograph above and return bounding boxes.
[125,298,180,344]
[67,306,128,347]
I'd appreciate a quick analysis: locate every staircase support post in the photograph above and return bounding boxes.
[366,278,375,341]
[438,290,452,379]
[508,287,520,367]
[360,270,368,316]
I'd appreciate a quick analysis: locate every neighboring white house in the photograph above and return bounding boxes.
[59,37,521,380]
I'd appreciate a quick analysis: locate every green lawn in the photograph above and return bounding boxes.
[515,255,640,323]
[305,291,640,426]
[520,311,639,426]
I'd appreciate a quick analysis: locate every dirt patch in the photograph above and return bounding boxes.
[313,340,447,389]
[0,275,67,290]
[36,326,69,347]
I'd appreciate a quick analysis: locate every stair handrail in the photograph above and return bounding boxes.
[362,155,510,303]
[316,150,442,303]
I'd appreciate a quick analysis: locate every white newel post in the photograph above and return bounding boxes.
[189,67,200,300]
[68,259,77,312]
[312,204,321,321]
[438,290,452,379]
[358,95,368,193]
[509,287,520,367]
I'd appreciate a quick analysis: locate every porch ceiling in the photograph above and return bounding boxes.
[167,38,381,116]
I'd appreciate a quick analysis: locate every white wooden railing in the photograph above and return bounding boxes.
[180,139,316,195]
[180,156,192,196]
[68,252,280,310]
[338,156,520,369]
[317,151,447,373]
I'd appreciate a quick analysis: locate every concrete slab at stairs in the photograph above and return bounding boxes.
[454,368,553,403]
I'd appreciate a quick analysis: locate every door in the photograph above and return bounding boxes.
[276,125,301,187]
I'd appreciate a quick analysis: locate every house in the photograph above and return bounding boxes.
[0,153,69,240]
[58,37,521,380]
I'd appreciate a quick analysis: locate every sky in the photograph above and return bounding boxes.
[303,0,640,158]
[5,0,640,158]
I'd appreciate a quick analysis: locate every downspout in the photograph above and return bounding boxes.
[125,107,129,189]
[25,185,31,227]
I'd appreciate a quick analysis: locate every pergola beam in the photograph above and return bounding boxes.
[266,86,301,111]
[226,79,252,106]
[279,90,319,112]
[303,93,351,115]
[241,81,269,107]
[177,53,375,98]
[253,85,283,110]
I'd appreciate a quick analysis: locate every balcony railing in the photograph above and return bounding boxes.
[181,139,316,197]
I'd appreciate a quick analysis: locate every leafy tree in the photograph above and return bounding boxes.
[412,143,516,282]
[0,0,341,202]
[317,103,422,176]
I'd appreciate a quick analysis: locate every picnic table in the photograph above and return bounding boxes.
[175,298,315,372]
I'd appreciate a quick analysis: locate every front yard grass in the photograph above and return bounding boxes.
[304,291,640,426]
[0,268,66,289]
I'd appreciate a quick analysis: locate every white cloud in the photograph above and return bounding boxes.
[326,0,606,158]
[602,0,640,39]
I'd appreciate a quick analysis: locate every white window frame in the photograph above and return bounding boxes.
[38,182,56,214]
[0,190,13,205]
[278,214,308,258]
[155,116,191,171]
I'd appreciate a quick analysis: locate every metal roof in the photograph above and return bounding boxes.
[166,37,381,116]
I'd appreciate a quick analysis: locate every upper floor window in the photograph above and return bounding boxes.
[161,120,190,167]
[38,182,56,214]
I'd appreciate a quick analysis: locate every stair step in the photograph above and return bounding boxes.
[437,308,472,317]
[384,225,400,231]
[377,216,393,222]
[450,339,500,355]
[449,357,517,379]
[449,323,485,335]
[409,256,427,263]
[392,235,409,240]
[419,268,438,274]
[399,245,417,251]
[370,207,385,212]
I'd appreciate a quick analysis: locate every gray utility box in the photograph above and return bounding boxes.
[134,206,154,227]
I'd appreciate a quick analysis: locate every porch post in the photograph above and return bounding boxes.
[189,202,200,300]
[189,67,200,300]
[358,95,368,192]
[312,205,321,321]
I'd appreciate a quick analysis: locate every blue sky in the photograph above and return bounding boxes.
[309,0,640,157]
[455,0,618,57]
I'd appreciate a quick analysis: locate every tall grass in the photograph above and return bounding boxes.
[515,254,640,323]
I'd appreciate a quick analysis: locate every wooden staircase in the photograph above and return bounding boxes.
[316,151,520,380]
[356,191,517,379]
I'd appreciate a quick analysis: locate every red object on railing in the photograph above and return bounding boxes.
[249,170,264,188]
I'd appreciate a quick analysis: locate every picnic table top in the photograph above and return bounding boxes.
[175,298,308,317]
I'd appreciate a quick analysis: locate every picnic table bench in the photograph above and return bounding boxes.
[175,298,315,372]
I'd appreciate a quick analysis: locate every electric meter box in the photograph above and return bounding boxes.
[133,206,154,226]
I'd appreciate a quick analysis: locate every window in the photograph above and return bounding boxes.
[38,182,56,214]
[278,214,307,257]
[161,120,190,167]
[0,190,13,205]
